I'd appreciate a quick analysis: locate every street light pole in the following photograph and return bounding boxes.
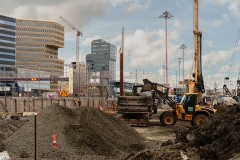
[175,71,178,88]
[159,11,173,87]
[180,44,187,92]
[162,65,165,85]
[178,58,182,93]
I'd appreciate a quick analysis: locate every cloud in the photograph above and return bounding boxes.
[110,0,151,11]
[173,19,181,28]
[212,13,229,27]
[0,1,126,26]
[204,73,226,89]
[203,0,240,18]
[82,36,102,47]
[228,1,240,17]
[219,65,229,73]
[205,40,213,47]
[202,0,229,5]
[202,50,231,69]
[0,0,152,33]
[126,0,150,13]
[123,29,165,68]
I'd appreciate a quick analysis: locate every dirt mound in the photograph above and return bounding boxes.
[4,105,146,159]
[176,106,240,160]
[126,143,200,160]
[0,118,26,152]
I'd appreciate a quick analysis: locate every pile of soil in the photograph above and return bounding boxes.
[3,105,146,159]
[0,118,26,152]
[126,143,200,160]
[126,106,240,160]
[176,105,240,160]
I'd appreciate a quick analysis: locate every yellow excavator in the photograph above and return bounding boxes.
[143,79,216,126]
[142,0,216,126]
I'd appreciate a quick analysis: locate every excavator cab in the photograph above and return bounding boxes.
[181,94,198,113]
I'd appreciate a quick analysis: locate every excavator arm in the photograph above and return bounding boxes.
[143,79,176,109]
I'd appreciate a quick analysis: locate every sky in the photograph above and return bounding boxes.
[1,0,240,90]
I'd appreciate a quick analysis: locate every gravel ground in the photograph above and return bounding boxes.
[0,118,27,152]
[3,104,147,159]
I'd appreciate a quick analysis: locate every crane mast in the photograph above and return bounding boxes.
[188,0,205,95]
[59,16,83,65]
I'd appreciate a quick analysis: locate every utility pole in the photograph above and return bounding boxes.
[175,71,178,88]
[159,11,173,87]
[162,65,165,84]
[129,69,152,84]
[120,27,124,96]
[178,58,182,92]
[180,44,187,92]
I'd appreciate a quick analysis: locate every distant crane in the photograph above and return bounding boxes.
[60,16,83,96]
[129,69,152,84]
[59,16,83,65]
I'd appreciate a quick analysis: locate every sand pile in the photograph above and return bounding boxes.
[3,105,146,159]
[176,105,240,160]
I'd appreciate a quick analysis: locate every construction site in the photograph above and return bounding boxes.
[1,0,240,160]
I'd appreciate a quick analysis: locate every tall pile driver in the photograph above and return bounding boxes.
[144,0,216,125]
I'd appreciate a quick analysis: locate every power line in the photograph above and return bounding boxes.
[129,69,152,84]
[226,28,240,78]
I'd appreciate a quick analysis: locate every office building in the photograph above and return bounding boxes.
[86,39,117,96]
[0,15,16,66]
[0,15,17,93]
[16,19,64,90]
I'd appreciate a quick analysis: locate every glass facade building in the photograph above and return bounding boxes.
[0,15,16,66]
[16,19,64,90]
[86,39,117,96]
[0,15,17,90]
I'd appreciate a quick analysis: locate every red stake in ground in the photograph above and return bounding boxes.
[52,134,57,150]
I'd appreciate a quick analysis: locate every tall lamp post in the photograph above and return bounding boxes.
[178,58,182,93]
[175,71,178,88]
[180,44,187,92]
[159,11,173,87]
[162,65,165,85]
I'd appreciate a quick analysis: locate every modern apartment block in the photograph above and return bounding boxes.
[0,15,17,92]
[86,39,117,96]
[16,19,65,90]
